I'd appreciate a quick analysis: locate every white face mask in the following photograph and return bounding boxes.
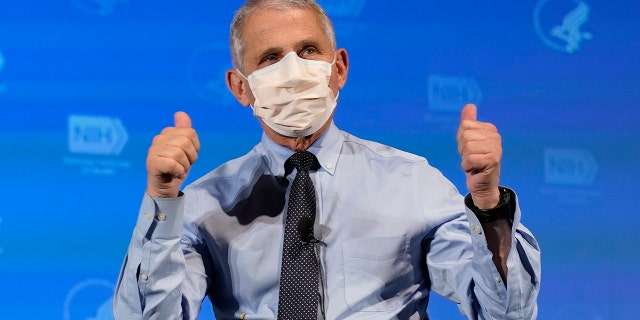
[238,52,338,137]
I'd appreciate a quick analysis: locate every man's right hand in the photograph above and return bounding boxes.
[146,111,200,198]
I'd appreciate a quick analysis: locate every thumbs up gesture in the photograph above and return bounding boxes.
[146,112,201,198]
[456,104,502,209]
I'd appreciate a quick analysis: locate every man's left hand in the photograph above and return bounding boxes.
[457,104,502,209]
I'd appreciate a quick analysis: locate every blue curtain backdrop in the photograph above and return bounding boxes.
[0,0,638,319]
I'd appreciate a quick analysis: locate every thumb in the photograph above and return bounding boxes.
[174,111,192,128]
[460,104,477,122]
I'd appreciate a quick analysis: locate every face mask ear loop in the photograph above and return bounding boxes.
[233,69,258,114]
[236,69,249,81]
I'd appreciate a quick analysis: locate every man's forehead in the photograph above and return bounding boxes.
[241,8,328,51]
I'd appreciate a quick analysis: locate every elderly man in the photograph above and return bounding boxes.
[113,0,541,319]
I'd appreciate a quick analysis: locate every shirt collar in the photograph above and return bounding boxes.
[258,121,343,177]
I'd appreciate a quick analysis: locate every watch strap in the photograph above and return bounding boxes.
[465,186,515,224]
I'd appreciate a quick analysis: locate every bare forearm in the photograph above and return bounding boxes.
[482,219,512,285]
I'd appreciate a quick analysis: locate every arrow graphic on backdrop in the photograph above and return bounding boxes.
[71,0,127,16]
[68,115,129,155]
[0,49,5,73]
[0,49,6,93]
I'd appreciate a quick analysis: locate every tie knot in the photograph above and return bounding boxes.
[287,151,317,172]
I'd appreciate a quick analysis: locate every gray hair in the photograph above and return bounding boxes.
[229,0,336,72]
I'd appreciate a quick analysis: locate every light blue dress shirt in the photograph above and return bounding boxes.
[113,122,541,319]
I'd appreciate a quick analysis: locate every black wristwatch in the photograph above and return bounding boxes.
[464,186,515,224]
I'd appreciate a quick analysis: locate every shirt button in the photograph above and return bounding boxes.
[157,213,167,221]
[144,212,152,220]
[495,276,502,283]
[326,163,334,170]
[140,274,148,281]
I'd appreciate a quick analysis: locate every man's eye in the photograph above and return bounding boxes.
[262,54,278,62]
[301,47,317,57]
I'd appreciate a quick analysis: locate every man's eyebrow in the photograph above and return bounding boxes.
[297,38,322,49]
[256,46,283,58]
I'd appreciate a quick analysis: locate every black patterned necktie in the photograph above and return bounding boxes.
[277,151,320,320]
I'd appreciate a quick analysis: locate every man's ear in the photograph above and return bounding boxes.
[226,69,251,106]
[334,48,349,89]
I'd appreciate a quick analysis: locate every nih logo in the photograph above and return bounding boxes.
[544,148,598,186]
[68,115,128,155]
[318,0,365,17]
[428,74,483,113]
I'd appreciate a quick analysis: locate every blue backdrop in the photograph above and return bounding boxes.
[0,0,638,319]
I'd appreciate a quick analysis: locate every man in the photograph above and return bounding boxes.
[113,0,541,319]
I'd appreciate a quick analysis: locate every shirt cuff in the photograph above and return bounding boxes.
[136,192,185,239]
[464,187,523,246]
